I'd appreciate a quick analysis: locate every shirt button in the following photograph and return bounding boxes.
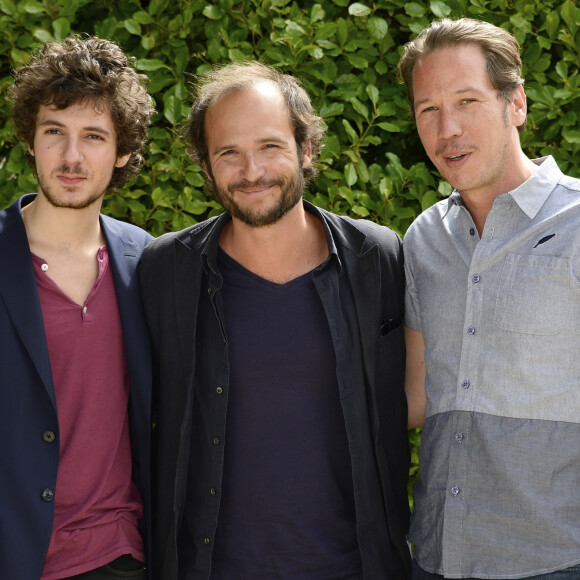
[41,488,55,502]
[462,380,470,389]
[203,537,211,545]
[469,228,476,236]
[42,431,56,443]
[216,387,223,395]
[467,326,476,335]
[455,432,464,442]
[82,306,88,314]
[207,288,213,295]
[213,436,220,445]
[41,263,48,271]
[472,274,480,283]
[450,486,460,496]
[210,487,217,495]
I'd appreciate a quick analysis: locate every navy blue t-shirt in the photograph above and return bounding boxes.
[210,249,363,580]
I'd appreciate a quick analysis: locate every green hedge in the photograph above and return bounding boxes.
[1,0,578,506]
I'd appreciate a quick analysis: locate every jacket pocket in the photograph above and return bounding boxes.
[378,320,404,354]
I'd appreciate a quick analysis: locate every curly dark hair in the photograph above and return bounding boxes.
[9,35,155,190]
[185,61,326,182]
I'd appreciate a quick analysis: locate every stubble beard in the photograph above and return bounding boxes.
[37,162,109,210]
[210,163,305,228]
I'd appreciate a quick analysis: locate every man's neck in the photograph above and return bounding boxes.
[462,153,538,236]
[21,193,105,254]
[21,193,107,306]
[219,202,329,284]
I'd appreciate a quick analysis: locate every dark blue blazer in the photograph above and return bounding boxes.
[0,194,153,579]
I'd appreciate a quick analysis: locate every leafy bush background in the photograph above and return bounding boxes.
[1,0,578,507]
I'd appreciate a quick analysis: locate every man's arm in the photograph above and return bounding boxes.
[405,326,427,429]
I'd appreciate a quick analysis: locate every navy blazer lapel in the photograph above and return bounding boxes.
[0,196,55,405]
[101,215,152,400]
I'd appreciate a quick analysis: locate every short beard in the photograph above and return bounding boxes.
[209,163,305,228]
[38,163,107,210]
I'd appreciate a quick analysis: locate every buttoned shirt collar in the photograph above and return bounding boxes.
[442,155,561,220]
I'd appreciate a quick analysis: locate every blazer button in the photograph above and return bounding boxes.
[43,431,56,443]
[41,488,55,502]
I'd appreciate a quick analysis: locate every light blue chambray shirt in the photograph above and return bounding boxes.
[404,156,580,579]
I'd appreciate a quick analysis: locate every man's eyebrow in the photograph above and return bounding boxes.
[37,119,113,136]
[414,87,486,109]
[212,136,289,155]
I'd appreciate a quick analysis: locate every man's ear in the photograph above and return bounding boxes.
[301,140,312,169]
[511,86,527,127]
[203,160,213,180]
[28,146,35,157]
[115,153,131,168]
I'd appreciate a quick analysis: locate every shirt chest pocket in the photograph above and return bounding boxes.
[494,253,570,336]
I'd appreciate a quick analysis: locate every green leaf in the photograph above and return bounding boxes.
[52,18,70,39]
[141,35,157,51]
[136,58,168,72]
[555,61,568,79]
[378,121,402,132]
[32,29,53,43]
[337,18,349,45]
[203,5,225,20]
[342,119,359,143]
[421,190,439,210]
[430,0,451,17]
[367,16,388,39]
[344,163,358,185]
[285,20,306,36]
[405,3,426,17]
[344,52,368,69]
[308,47,324,59]
[377,102,397,117]
[352,205,370,217]
[350,97,369,119]
[133,11,154,25]
[0,0,16,15]
[366,84,379,107]
[562,128,580,144]
[545,10,560,39]
[18,0,44,14]
[148,0,171,16]
[163,94,183,124]
[124,19,142,35]
[348,3,371,17]
[310,3,325,23]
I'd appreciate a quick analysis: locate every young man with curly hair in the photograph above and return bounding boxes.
[0,36,155,580]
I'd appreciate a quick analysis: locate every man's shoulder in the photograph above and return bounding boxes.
[316,205,402,250]
[142,215,222,257]
[101,214,154,248]
[558,172,580,192]
[405,199,450,241]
